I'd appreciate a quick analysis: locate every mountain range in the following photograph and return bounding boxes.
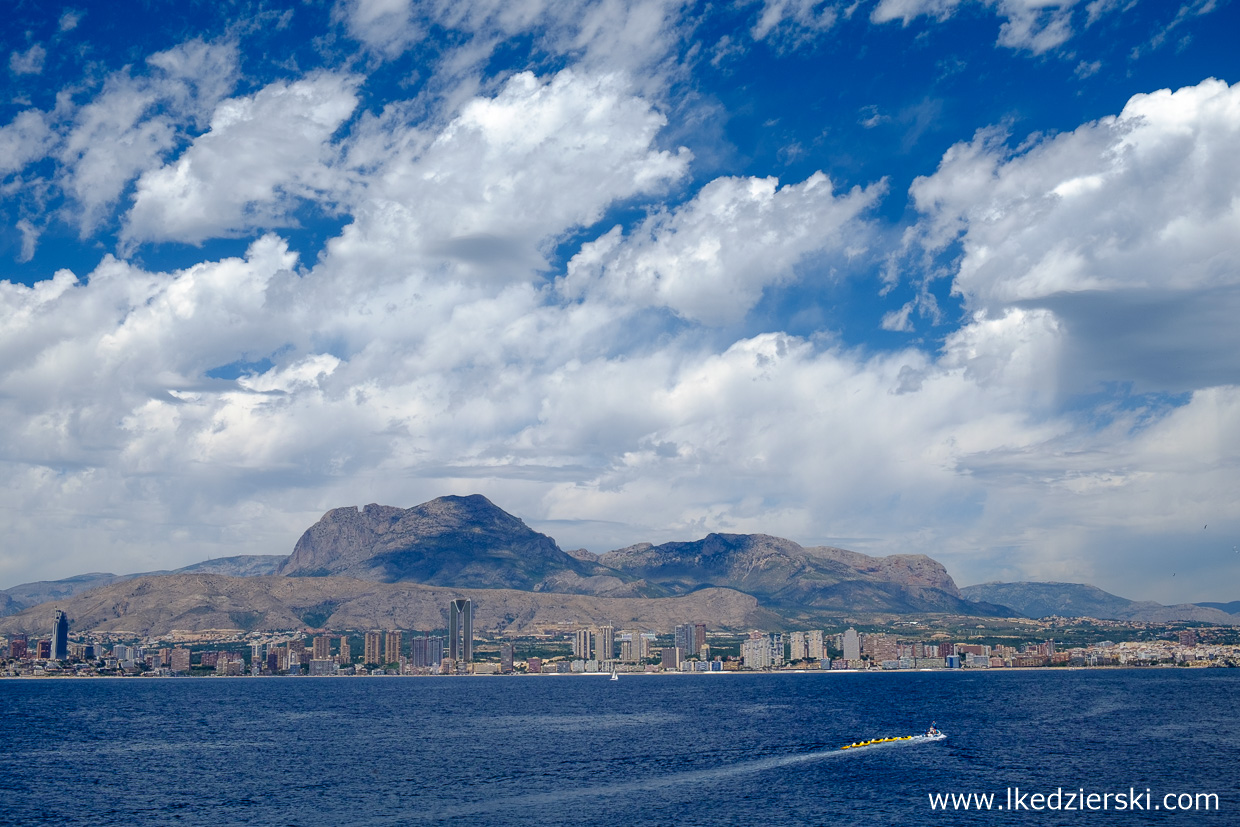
[960,582,1240,624]
[1,495,1236,636]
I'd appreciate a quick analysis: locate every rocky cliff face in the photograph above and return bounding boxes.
[277,495,603,591]
[277,498,996,614]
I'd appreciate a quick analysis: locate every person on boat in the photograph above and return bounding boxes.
[926,722,940,736]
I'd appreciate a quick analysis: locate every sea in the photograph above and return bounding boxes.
[3,669,1238,826]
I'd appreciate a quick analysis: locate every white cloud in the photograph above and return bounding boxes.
[319,69,690,286]
[559,172,884,324]
[872,0,1092,54]
[9,44,47,75]
[0,110,51,176]
[996,0,1079,53]
[124,73,361,245]
[871,0,967,24]
[59,10,83,32]
[56,40,240,233]
[342,0,690,78]
[911,79,1240,308]
[751,0,840,44]
[337,0,421,57]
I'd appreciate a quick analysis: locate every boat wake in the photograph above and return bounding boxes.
[373,734,946,823]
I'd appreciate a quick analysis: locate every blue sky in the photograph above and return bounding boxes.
[2,0,1238,604]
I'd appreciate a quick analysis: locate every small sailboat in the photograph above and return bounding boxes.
[610,667,619,681]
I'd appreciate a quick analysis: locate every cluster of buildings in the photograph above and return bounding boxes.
[5,600,1240,677]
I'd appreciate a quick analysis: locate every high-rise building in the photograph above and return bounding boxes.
[789,631,808,661]
[619,629,642,662]
[573,628,593,659]
[807,630,825,661]
[169,648,191,673]
[694,624,707,655]
[449,598,473,663]
[384,631,402,665]
[843,628,861,661]
[51,610,69,661]
[338,636,351,665]
[410,634,443,668]
[500,642,514,674]
[741,636,771,669]
[660,647,682,670]
[674,624,695,658]
[313,635,332,660]
[364,631,382,665]
[9,634,28,660]
[597,626,615,661]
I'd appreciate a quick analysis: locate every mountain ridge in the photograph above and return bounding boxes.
[961,581,1240,623]
[0,574,778,637]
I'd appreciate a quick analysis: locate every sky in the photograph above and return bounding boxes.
[1,0,1238,603]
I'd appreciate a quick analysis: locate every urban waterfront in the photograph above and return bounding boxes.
[3,669,1237,825]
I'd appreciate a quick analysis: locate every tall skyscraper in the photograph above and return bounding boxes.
[338,636,351,665]
[449,598,472,662]
[313,635,332,660]
[674,623,695,657]
[384,630,402,665]
[843,628,861,661]
[596,625,615,661]
[51,610,69,661]
[573,628,593,659]
[364,630,382,665]
[694,624,706,656]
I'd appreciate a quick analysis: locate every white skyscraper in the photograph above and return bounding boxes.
[843,628,861,661]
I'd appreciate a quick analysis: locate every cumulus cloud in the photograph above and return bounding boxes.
[906,78,1240,391]
[56,39,240,233]
[559,172,884,324]
[319,69,690,286]
[124,73,361,245]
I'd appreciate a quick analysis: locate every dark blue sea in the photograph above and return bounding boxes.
[3,670,1238,825]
